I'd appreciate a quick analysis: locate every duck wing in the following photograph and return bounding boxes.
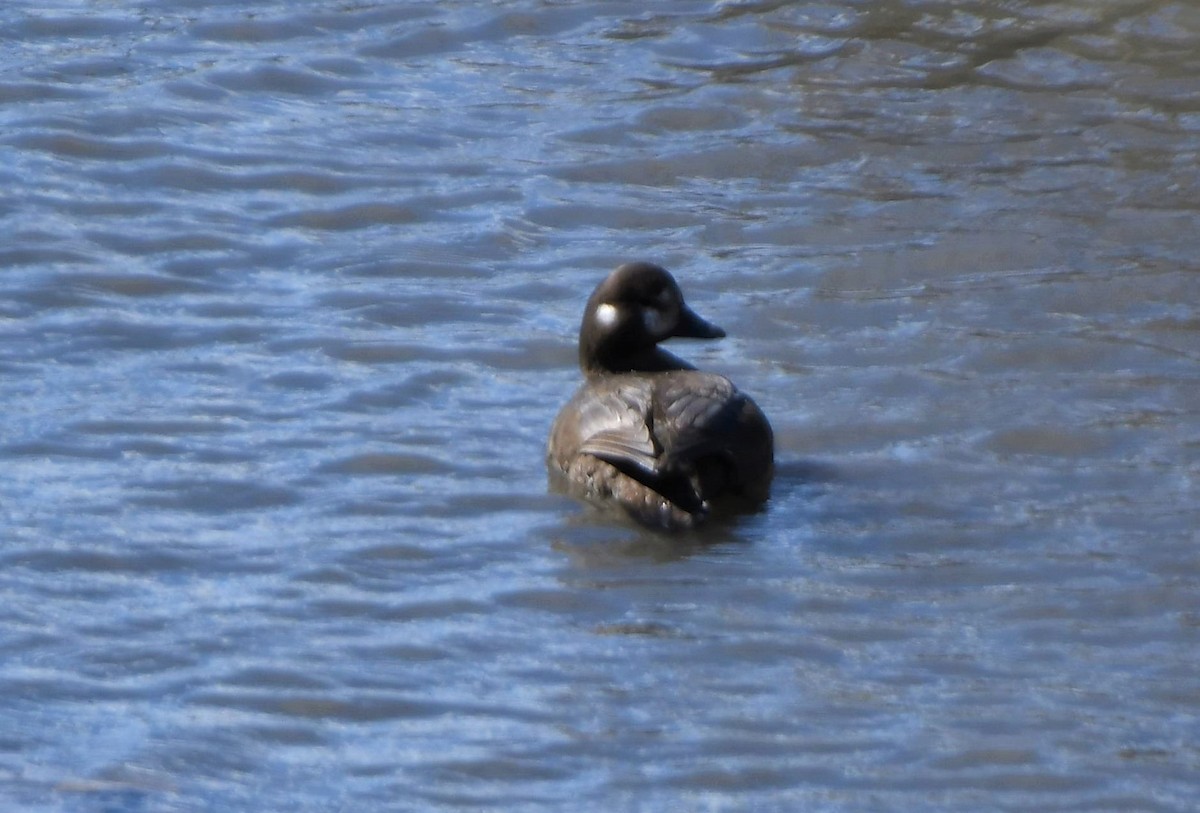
[649,372,743,470]
[571,372,743,478]
[570,378,662,476]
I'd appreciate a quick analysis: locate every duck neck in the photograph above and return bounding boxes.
[580,344,695,377]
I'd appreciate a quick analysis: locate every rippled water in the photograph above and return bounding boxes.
[3,1,1198,810]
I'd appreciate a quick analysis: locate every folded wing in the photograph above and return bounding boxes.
[574,372,743,480]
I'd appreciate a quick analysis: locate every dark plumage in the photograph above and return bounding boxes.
[547,262,773,529]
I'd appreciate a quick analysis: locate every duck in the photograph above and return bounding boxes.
[547,261,773,529]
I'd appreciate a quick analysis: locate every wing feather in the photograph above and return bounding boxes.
[552,371,750,488]
[569,379,661,475]
[652,373,744,468]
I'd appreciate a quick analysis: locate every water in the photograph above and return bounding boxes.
[2,1,1198,810]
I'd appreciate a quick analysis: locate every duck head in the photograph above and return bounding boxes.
[578,262,725,375]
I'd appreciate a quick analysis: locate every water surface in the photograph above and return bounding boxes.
[2,1,1198,811]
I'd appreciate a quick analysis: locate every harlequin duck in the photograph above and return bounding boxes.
[547,262,773,529]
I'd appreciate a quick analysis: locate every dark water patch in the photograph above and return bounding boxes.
[7,108,230,139]
[100,162,366,195]
[189,689,449,722]
[593,620,682,638]
[333,255,495,280]
[2,13,146,40]
[302,596,491,624]
[0,81,94,104]
[985,424,1115,458]
[477,339,573,371]
[551,140,852,186]
[1,440,124,461]
[328,499,425,518]
[976,47,1118,91]
[191,18,322,44]
[329,372,469,412]
[164,77,232,104]
[425,755,574,784]
[208,62,367,96]
[8,132,170,161]
[358,6,592,61]
[160,250,301,283]
[358,27,467,62]
[223,668,331,691]
[634,103,751,132]
[318,452,452,477]
[83,228,247,257]
[524,201,702,230]
[45,198,163,219]
[45,316,267,354]
[1,548,198,575]
[299,4,439,34]
[234,723,328,747]
[75,645,200,681]
[491,587,614,618]
[56,270,212,298]
[305,56,371,77]
[34,56,136,82]
[317,288,487,325]
[270,201,425,231]
[670,40,854,83]
[348,543,439,566]
[263,371,335,392]
[318,339,469,365]
[71,418,238,437]
[440,491,562,517]
[130,478,300,513]
[187,297,290,320]
[550,528,732,566]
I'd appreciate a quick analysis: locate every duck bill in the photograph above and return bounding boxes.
[673,304,726,340]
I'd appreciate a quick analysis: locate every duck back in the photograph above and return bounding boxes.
[548,370,773,529]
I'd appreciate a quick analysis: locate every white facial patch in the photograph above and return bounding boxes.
[595,302,619,329]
